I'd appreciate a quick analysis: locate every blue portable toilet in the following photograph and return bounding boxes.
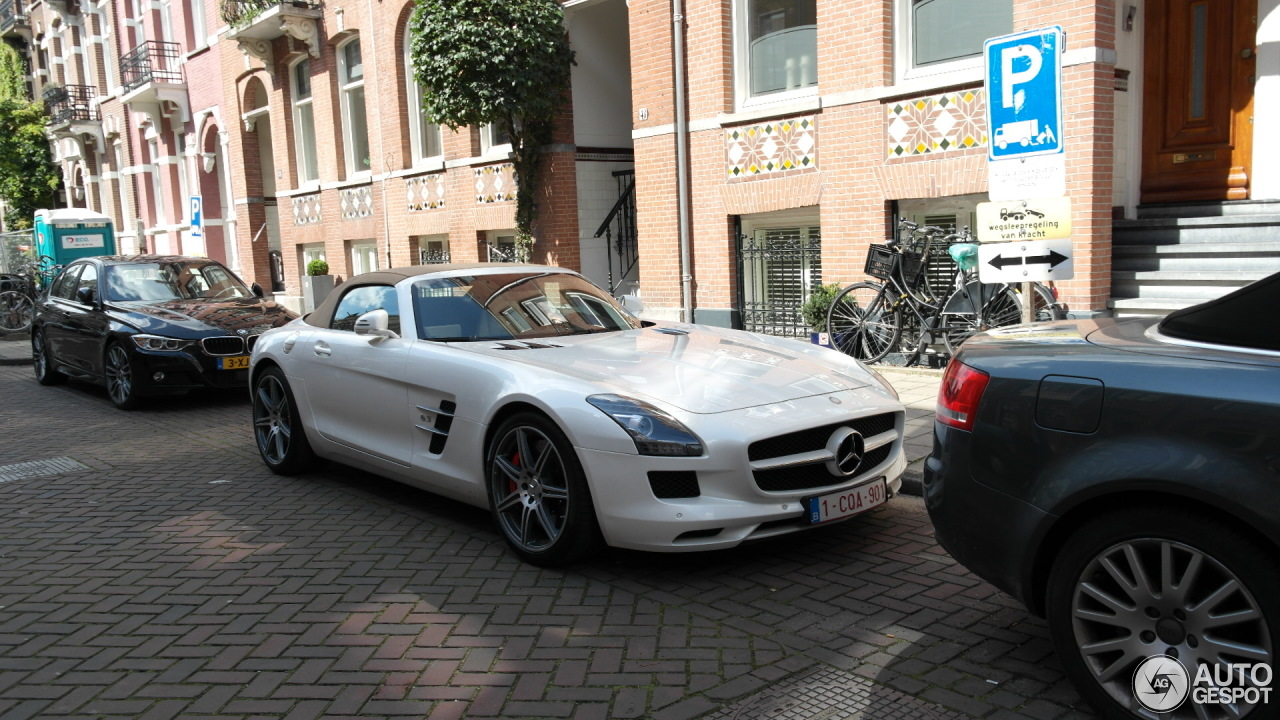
[34,208,117,265]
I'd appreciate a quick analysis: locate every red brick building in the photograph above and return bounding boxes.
[9,0,1278,325]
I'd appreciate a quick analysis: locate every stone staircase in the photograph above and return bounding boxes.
[1109,200,1280,316]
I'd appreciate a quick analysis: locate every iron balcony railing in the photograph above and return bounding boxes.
[0,0,27,32]
[219,0,319,28]
[43,84,99,125]
[120,41,183,93]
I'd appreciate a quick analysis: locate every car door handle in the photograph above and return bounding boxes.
[314,341,331,358]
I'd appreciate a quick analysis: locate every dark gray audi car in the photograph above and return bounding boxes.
[925,274,1278,720]
[31,255,296,409]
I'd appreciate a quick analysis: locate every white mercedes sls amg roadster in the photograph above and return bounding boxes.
[249,264,906,565]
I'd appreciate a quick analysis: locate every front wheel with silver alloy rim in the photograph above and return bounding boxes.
[485,412,601,567]
[251,366,315,475]
[104,342,141,410]
[1046,507,1277,720]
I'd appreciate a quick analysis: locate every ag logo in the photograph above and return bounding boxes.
[1133,655,1189,712]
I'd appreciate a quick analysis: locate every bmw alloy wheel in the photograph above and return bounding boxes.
[105,343,139,409]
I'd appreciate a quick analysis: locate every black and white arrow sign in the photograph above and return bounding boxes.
[978,239,1075,283]
[986,249,1070,270]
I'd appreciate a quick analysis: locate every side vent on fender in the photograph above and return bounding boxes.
[415,400,457,455]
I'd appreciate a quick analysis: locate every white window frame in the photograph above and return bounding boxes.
[338,36,372,177]
[290,57,319,187]
[148,138,167,227]
[190,0,207,49]
[302,244,327,275]
[350,241,378,276]
[893,0,1012,86]
[731,0,819,112]
[480,122,512,159]
[404,27,443,167]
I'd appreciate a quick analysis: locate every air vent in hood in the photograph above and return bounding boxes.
[652,327,689,336]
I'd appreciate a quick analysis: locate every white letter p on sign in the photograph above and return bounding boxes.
[1001,45,1042,109]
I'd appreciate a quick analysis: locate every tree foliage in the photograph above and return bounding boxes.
[408,0,575,254]
[0,43,58,230]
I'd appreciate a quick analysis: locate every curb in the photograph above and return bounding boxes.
[0,332,31,366]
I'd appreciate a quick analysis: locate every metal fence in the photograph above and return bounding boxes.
[44,84,99,125]
[120,41,183,93]
[737,227,822,337]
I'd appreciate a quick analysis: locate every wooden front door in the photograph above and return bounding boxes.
[1141,0,1256,203]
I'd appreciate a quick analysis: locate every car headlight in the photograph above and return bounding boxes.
[586,394,704,457]
[132,334,193,352]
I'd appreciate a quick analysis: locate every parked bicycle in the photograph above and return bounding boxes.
[826,220,1064,365]
[0,255,62,334]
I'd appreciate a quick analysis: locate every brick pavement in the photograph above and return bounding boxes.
[0,360,1098,720]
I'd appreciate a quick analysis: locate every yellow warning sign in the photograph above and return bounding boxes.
[976,196,1072,241]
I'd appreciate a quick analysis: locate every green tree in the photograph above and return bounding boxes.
[408,0,574,259]
[0,43,58,230]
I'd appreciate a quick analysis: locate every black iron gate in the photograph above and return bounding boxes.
[737,227,821,337]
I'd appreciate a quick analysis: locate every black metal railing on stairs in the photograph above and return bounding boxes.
[594,170,638,297]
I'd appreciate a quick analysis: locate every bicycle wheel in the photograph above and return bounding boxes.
[827,281,901,363]
[940,282,1021,354]
[0,290,33,333]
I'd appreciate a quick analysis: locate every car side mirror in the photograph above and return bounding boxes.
[354,309,400,340]
[75,286,97,306]
[251,282,265,298]
[617,294,645,316]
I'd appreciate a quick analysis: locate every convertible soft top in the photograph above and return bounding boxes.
[1158,270,1280,352]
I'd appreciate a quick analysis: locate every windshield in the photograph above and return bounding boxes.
[105,261,254,302]
[412,272,642,341]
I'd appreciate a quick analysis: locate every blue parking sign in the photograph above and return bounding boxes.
[985,27,1063,160]
[190,195,203,239]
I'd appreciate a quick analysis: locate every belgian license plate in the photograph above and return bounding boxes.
[805,478,887,524]
[218,356,250,370]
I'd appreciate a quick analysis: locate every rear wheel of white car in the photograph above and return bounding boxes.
[486,413,600,566]
[252,366,315,475]
[1046,507,1278,720]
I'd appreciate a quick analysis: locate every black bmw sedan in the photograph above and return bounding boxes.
[925,274,1279,720]
[31,255,296,409]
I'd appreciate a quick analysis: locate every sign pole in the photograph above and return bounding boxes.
[1021,281,1033,324]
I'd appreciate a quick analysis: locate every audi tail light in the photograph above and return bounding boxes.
[937,359,990,431]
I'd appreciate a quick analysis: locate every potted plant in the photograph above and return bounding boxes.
[301,258,334,312]
[800,283,844,348]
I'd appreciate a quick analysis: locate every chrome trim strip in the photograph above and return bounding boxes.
[415,404,455,417]
[748,430,898,471]
[1146,325,1280,359]
[415,424,448,436]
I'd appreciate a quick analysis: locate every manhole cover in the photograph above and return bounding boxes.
[709,666,962,720]
[0,456,90,484]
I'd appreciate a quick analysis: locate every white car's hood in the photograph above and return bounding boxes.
[458,324,875,413]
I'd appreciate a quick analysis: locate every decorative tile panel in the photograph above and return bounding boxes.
[292,193,321,226]
[887,89,987,158]
[475,163,517,203]
[407,174,446,212]
[340,185,374,220]
[726,116,817,179]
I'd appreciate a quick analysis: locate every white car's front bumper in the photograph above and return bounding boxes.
[577,387,906,552]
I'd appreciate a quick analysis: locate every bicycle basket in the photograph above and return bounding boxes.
[864,245,925,288]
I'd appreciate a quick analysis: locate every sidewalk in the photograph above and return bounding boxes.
[876,365,942,494]
[0,330,28,365]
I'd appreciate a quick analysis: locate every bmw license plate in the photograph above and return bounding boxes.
[805,478,887,524]
[218,356,250,370]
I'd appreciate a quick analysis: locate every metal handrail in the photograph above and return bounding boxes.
[594,171,638,296]
[120,41,183,92]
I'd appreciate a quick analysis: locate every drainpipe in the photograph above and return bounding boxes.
[673,0,693,323]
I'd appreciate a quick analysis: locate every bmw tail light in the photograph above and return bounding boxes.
[936,359,989,431]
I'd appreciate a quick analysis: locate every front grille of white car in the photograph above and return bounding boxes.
[748,412,900,493]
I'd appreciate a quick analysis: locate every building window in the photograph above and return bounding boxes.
[734,0,817,107]
[404,28,442,165]
[480,122,511,157]
[417,235,450,264]
[350,241,378,276]
[188,0,207,48]
[291,58,319,185]
[339,37,372,175]
[302,243,326,274]
[897,0,1012,82]
[739,223,821,337]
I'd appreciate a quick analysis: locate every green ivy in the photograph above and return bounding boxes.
[0,43,58,230]
[408,0,575,251]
